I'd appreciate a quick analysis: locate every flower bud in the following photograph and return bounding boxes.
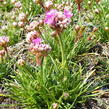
[11,0,16,4]
[93,27,98,32]
[75,0,83,11]
[33,0,39,4]
[95,9,100,14]
[27,21,39,31]
[87,36,92,41]
[2,26,8,30]
[0,50,5,57]
[17,59,25,66]
[75,25,80,32]
[96,0,100,3]
[18,21,25,28]
[13,22,18,27]
[63,92,69,100]
[75,0,83,4]
[14,1,22,8]
[18,12,27,22]
[52,103,58,109]
[0,36,9,47]
[105,27,109,31]
[51,31,58,37]
[38,20,44,26]
[44,1,53,10]
[12,15,16,20]
[88,1,91,6]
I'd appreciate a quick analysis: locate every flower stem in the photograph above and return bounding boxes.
[4,46,9,57]
[0,56,3,63]
[36,54,42,66]
[58,35,64,64]
[78,3,81,11]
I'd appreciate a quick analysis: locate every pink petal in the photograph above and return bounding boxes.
[44,9,58,25]
[32,38,43,45]
[64,9,73,18]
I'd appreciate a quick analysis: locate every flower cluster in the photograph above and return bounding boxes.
[29,37,51,66]
[26,31,51,66]
[30,38,51,54]
[30,39,51,55]
[44,9,72,35]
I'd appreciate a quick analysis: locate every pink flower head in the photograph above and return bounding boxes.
[44,9,72,29]
[32,38,43,45]
[26,31,40,43]
[44,9,58,25]
[30,43,51,55]
[64,9,73,18]
[0,36,9,47]
[29,38,51,66]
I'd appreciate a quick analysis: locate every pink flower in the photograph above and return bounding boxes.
[0,36,9,47]
[30,43,51,55]
[44,9,58,25]
[44,9,72,29]
[30,37,51,55]
[64,9,73,18]
[26,31,40,43]
[29,38,51,66]
[32,38,43,45]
